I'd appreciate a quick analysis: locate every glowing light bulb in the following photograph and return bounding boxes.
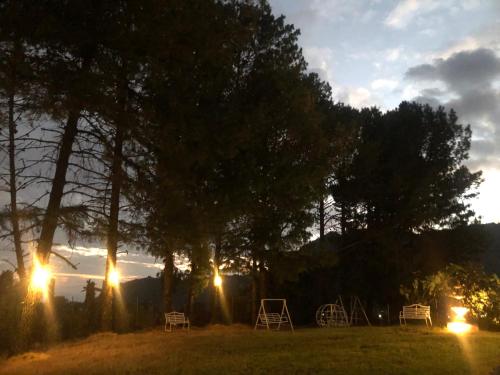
[214,274,222,288]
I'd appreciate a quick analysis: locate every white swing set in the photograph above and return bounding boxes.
[254,299,294,332]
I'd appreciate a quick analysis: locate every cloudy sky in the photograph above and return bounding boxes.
[269,0,500,223]
[1,0,499,300]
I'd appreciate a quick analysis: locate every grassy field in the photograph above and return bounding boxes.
[1,325,499,374]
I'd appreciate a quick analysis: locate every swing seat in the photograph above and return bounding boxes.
[257,312,289,326]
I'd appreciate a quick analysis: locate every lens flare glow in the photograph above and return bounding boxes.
[31,255,51,292]
[447,306,472,335]
[214,274,222,288]
[447,321,472,334]
[451,306,468,319]
[108,268,120,288]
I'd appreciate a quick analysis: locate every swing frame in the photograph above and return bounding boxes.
[254,298,294,332]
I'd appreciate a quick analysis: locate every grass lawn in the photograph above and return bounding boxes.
[1,325,499,374]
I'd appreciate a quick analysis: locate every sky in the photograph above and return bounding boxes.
[1,0,499,300]
[269,0,500,223]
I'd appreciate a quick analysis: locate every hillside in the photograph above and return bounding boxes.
[120,223,500,322]
[482,223,500,275]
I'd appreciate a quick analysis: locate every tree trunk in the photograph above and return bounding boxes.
[8,88,25,280]
[258,260,267,300]
[36,55,93,264]
[251,257,258,324]
[340,201,347,236]
[36,110,80,263]
[101,123,124,331]
[210,237,221,323]
[319,197,325,241]
[186,257,197,320]
[162,251,174,313]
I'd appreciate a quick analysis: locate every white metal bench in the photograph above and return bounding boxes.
[164,311,190,332]
[399,304,432,327]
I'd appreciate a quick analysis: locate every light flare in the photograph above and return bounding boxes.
[447,321,472,334]
[451,306,468,320]
[30,254,52,296]
[214,274,222,288]
[447,306,472,335]
[108,264,120,288]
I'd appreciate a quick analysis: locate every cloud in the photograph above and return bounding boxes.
[269,0,382,34]
[385,48,402,62]
[411,95,442,108]
[303,46,336,83]
[303,46,383,109]
[335,86,381,108]
[371,78,399,91]
[385,0,436,29]
[404,47,500,172]
[308,0,376,23]
[430,37,481,59]
[384,0,481,29]
[406,49,500,92]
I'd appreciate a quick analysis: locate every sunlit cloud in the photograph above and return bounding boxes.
[52,244,107,258]
[385,0,434,29]
[384,0,480,29]
[53,272,105,280]
[371,78,399,91]
[385,48,402,62]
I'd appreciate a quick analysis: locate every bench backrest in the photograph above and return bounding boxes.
[165,312,187,323]
[402,304,430,317]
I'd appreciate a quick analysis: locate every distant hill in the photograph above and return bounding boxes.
[121,223,500,319]
[121,274,252,324]
[304,223,500,276]
[481,223,500,275]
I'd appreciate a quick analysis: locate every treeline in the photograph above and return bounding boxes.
[0,0,487,347]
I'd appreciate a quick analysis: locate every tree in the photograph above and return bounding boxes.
[127,0,248,316]
[0,18,31,280]
[323,102,482,308]
[357,102,481,232]
[222,2,330,316]
[11,0,111,266]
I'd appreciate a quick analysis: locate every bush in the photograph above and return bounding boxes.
[401,263,500,329]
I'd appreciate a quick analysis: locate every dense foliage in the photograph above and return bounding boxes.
[401,263,500,329]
